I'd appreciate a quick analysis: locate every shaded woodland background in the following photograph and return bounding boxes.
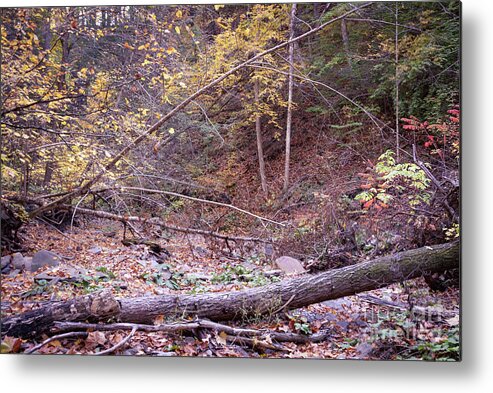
[1,2,460,359]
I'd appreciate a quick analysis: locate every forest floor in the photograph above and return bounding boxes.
[1,219,459,359]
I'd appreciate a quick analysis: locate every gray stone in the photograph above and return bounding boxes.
[322,298,352,311]
[113,281,128,290]
[34,271,61,285]
[1,255,11,270]
[1,265,12,274]
[12,253,26,270]
[23,257,33,271]
[8,269,20,277]
[274,256,306,274]
[194,246,208,257]
[88,246,103,254]
[150,260,162,269]
[355,343,373,358]
[34,265,88,284]
[122,349,139,356]
[93,270,109,280]
[152,351,177,357]
[335,321,350,331]
[31,250,61,272]
[264,243,274,257]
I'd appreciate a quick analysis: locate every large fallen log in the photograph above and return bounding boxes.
[1,241,459,339]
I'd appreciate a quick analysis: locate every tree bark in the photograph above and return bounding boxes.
[341,18,353,71]
[283,4,297,193]
[254,76,268,195]
[1,241,459,339]
[395,2,400,162]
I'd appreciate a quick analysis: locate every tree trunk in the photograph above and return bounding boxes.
[395,2,400,162]
[341,18,353,71]
[283,4,297,193]
[58,34,71,90]
[0,200,27,250]
[254,76,268,195]
[1,241,459,339]
[42,156,55,191]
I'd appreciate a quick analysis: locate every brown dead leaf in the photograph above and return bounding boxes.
[86,331,107,350]
[153,315,165,325]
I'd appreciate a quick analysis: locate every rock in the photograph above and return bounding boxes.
[152,351,177,357]
[322,298,352,311]
[113,281,128,290]
[122,349,139,356]
[31,250,61,272]
[88,246,103,254]
[335,321,350,332]
[1,255,12,270]
[34,271,61,285]
[8,269,20,277]
[194,246,208,257]
[274,256,306,274]
[1,256,13,273]
[12,253,26,270]
[185,273,211,281]
[137,259,148,267]
[264,244,274,258]
[23,257,33,271]
[355,343,373,358]
[1,265,12,274]
[34,265,90,284]
[150,260,162,269]
[93,270,109,280]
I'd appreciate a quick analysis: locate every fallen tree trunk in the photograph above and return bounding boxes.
[1,241,459,339]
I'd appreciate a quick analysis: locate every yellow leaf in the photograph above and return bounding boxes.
[214,5,225,11]
[175,26,181,35]
[216,331,228,345]
[49,340,62,348]
[168,128,175,134]
[176,9,183,18]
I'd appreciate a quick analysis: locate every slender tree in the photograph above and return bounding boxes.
[395,2,400,162]
[283,4,297,193]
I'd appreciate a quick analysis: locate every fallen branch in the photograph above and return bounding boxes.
[224,335,290,352]
[94,326,137,356]
[25,331,88,354]
[52,319,330,345]
[63,205,271,243]
[358,293,457,321]
[1,241,459,339]
[115,186,285,226]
